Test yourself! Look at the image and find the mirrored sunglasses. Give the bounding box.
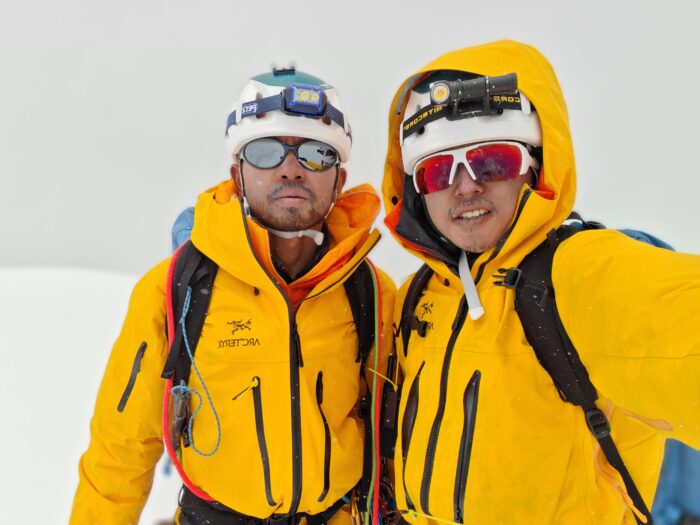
[412,141,539,195]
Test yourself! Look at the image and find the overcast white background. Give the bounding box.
[2,0,700,523]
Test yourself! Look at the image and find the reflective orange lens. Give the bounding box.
[465,144,523,183]
[414,155,453,194]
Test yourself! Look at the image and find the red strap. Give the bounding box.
[162,244,215,502]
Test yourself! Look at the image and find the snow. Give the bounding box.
[0,268,181,524]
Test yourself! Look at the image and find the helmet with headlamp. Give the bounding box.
[225,67,352,163]
[400,71,542,177]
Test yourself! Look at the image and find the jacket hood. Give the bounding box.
[191,179,381,304]
[382,40,576,277]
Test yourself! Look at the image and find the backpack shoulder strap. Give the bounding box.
[398,263,434,356]
[162,240,218,385]
[494,222,653,525]
[343,260,376,375]
[343,260,378,514]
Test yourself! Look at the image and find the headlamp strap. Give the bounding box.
[226,84,347,132]
[402,95,524,140]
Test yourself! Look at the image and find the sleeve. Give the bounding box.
[70,260,171,525]
[171,207,195,252]
[553,230,700,447]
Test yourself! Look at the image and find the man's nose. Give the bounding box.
[453,164,483,195]
[279,150,305,180]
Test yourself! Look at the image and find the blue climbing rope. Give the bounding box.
[171,286,221,457]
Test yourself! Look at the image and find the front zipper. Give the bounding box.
[401,361,425,512]
[316,372,331,503]
[239,200,304,515]
[238,198,379,515]
[453,371,481,524]
[251,377,276,507]
[289,319,303,514]
[419,297,468,515]
[474,189,531,284]
[117,341,147,412]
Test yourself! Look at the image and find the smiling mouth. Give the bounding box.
[453,209,490,222]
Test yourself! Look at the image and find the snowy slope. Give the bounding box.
[1,268,182,524]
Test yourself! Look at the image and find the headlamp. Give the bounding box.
[284,84,326,116]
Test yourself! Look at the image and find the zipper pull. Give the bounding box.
[232,377,259,400]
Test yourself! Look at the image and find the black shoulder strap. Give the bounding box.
[161,241,218,385]
[343,260,378,514]
[343,260,376,376]
[398,263,434,356]
[494,222,653,525]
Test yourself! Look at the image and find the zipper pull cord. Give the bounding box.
[367,367,398,392]
[172,286,222,457]
[232,377,260,400]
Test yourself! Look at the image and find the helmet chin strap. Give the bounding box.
[237,161,341,247]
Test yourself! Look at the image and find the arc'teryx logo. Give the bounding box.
[419,301,434,331]
[219,319,260,348]
[227,319,252,334]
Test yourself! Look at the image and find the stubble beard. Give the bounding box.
[250,183,327,232]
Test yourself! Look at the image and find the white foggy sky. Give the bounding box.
[2,0,699,282]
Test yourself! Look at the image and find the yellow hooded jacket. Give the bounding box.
[70,180,395,525]
[382,41,700,525]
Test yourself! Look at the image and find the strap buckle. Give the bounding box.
[585,408,611,439]
[267,516,297,525]
[493,268,522,289]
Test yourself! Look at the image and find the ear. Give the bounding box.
[230,162,244,191]
[335,166,348,195]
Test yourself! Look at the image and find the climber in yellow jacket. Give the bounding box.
[71,67,395,525]
[381,41,700,525]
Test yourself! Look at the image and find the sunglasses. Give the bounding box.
[241,137,339,172]
[412,141,539,195]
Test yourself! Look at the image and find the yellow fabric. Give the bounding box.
[382,40,700,524]
[70,181,395,525]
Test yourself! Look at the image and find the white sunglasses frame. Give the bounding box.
[411,141,540,194]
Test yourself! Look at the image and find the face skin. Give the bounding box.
[231,136,346,232]
[423,162,533,253]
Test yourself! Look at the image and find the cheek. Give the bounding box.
[423,193,452,230]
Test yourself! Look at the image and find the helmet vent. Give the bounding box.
[322,115,332,126]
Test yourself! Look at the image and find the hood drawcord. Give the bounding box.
[265,228,325,246]
[458,251,485,320]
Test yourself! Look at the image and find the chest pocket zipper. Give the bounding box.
[401,361,425,511]
[233,377,277,507]
[316,371,331,502]
[453,370,481,523]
